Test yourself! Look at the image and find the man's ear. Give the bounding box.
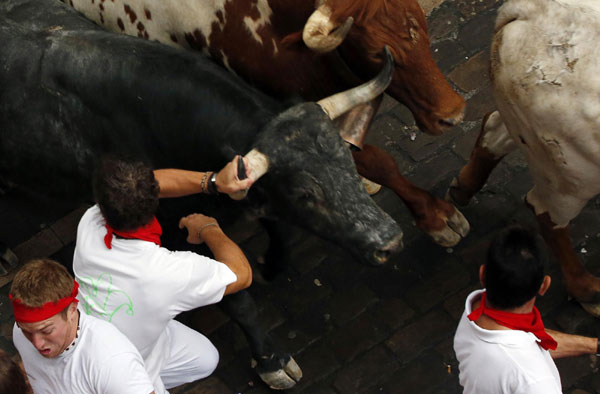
[479,265,485,287]
[67,302,78,321]
[538,275,551,296]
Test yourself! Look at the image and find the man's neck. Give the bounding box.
[472,297,535,331]
[62,310,80,353]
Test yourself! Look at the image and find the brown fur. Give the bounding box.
[328,0,389,25]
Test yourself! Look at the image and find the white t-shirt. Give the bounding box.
[454,289,562,394]
[14,308,154,394]
[73,205,236,390]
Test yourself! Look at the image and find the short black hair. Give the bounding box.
[93,156,159,231]
[485,225,548,309]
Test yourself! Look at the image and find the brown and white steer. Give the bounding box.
[448,0,600,314]
[64,0,470,247]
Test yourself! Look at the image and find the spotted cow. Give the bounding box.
[64,0,471,248]
[448,0,600,315]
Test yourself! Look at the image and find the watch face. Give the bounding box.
[209,172,218,194]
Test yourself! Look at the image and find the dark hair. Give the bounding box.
[93,156,159,231]
[0,350,29,394]
[485,225,548,309]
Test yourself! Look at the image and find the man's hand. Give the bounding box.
[178,213,220,245]
[215,155,254,194]
[178,212,252,294]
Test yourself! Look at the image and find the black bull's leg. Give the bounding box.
[220,291,302,389]
[157,197,301,389]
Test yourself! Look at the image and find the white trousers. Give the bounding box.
[153,320,219,393]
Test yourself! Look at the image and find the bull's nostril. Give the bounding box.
[439,110,465,128]
[371,232,403,265]
[439,117,459,127]
[374,249,392,264]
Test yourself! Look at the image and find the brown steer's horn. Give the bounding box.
[228,149,269,200]
[317,46,394,120]
[302,0,353,53]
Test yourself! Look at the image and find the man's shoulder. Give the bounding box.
[79,312,141,359]
[80,205,102,224]
[76,205,104,239]
[12,323,32,353]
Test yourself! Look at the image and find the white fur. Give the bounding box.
[243,0,273,44]
[492,0,600,226]
[479,111,517,158]
[69,0,273,50]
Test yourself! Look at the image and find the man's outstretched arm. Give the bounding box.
[546,329,598,359]
[154,155,253,198]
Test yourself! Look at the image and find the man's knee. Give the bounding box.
[162,324,221,388]
[196,341,219,378]
[182,335,220,381]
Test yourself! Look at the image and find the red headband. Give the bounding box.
[10,281,79,323]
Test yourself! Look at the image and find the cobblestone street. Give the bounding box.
[2,0,600,393]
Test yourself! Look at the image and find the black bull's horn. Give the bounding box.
[317,46,394,120]
[228,47,394,200]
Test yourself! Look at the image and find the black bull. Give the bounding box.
[0,0,403,389]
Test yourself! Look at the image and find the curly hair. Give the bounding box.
[93,156,159,231]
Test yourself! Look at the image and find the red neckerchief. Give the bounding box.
[104,216,162,249]
[11,281,79,323]
[468,291,557,350]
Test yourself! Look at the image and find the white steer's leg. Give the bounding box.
[527,185,600,315]
[447,111,517,206]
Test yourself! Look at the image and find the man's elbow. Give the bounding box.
[225,266,252,295]
[239,265,252,290]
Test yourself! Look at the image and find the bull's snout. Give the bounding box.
[438,112,464,129]
[372,232,404,265]
[420,101,466,136]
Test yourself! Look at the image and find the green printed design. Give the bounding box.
[79,273,134,322]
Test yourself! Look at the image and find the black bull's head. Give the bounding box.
[0,0,403,265]
[249,102,403,265]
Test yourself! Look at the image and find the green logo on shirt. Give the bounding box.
[79,273,134,322]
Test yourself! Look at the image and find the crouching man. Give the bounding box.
[454,226,599,394]
[11,259,154,394]
[73,157,253,393]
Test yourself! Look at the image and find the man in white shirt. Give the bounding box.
[73,156,253,393]
[11,258,154,394]
[454,226,599,394]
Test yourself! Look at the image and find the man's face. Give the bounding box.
[17,305,78,358]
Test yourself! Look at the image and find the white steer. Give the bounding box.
[448,0,600,314]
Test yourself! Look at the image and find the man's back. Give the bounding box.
[454,290,562,394]
[73,205,236,383]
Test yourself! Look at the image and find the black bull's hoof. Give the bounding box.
[255,353,302,390]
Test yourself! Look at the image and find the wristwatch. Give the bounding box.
[596,338,600,356]
[208,172,218,194]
